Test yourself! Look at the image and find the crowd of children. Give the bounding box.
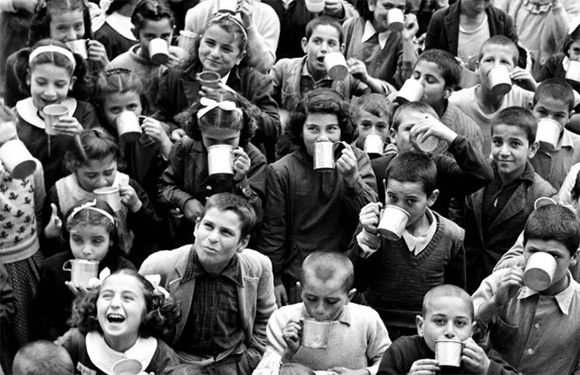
[2,0,580,374]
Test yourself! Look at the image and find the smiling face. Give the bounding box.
[532,96,572,130]
[302,24,343,79]
[491,124,537,182]
[300,273,353,322]
[29,63,75,111]
[301,113,341,156]
[101,91,143,128]
[136,18,174,61]
[384,178,437,230]
[50,9,85,42]
[75,156,118,192]
[369,0,405,33]
[70,223,111,262]
[477,45,516,90]
[412,60,450,108]
[198,24,244,78]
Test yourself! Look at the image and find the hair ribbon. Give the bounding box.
[144,274,170,298]
[67,199,116,227]
[29,45,76,70]
[88,267,111,289]
[197,97,242,119]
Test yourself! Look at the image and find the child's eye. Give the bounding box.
[456,321,467,327]
[510,141,521,147]
[127,104,139,111]
[376,124,387,130]
[434,318,445,325]
[74,23,84,30]
[327,126,339,132]
[406,199,416,205]
[306,297,317,302]
[426,77,436,84]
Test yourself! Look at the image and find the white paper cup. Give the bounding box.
[65,39,88,59]
[305,0,325,13]
[93,186,122,212]
[411,131,439,153]
[387,8,405,32]
[302,319,331,349]
[436,339,464,367]
[112,358,143,375]
[536,118,562,148]
[487,65,512,96]
[395,79,424,104]
[62,259,99,288]
[566,60,580,82]
[217,0,238,13]
[149,38,169,65]
[115,111,142,143]
[207,145,234,175]
[196,71,221,88]
[364,134,384,155]
[377,205,410,240]
[43,104,69,135]
[178,30,197,53]
[324,52,348,81]
[524,252,557,292]
[0,140,37,180]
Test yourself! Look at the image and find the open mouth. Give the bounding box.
[316,56,325,64]
[107,313,126,324]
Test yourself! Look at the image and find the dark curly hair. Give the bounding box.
[64,127,126,172]
[28,0,93,46]
[183,89,258,147]
[72,269,181,338]
[285,88,355,149]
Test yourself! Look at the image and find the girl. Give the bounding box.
[33,198,135,341]
[43,127,161,266]
[94,0,139,61]
[13,39,98,190]
[158,89,266,247]
[5,0,109,107]
[63,269,180,374]
[156,12,280,162]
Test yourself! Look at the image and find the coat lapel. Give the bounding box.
[168,249,195,346]
[489,183,528,231]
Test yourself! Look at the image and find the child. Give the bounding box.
[33,199,135,341]
[63,269,181,374]
[377,284,517,375]
[464,106,557,293]
[450,36,537,157]
[257,88,378,307]
[351,93,393,158]
[254,251,391,374]
[156,12,280,161]
[158,89,266,246]
[93,0,139,61]
[12,340,74,375]
[537,24,580,95]
[349,151,466,340]
[529,78,580,190]
[109,0,187,115]
[0,106,46,353]
[4,0,109,107]
[13,39,99,190]
[473,204,580,375]
[43,127,161,266]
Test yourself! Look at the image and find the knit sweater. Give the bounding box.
[348,211,466,329]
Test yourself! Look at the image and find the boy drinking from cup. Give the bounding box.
[349,151,466,340]
[253,251,391,374]
[472,204,580,375]
[377,284,518,375]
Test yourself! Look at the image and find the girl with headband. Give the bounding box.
[13,39,99,190]
[158,89,266,247]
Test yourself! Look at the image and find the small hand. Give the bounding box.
[232,147,251,182]
[410,115,457,144]
[171,128,186,142]
[53,117,83,136]
[336,144,359,186]
[409,358,439,375]
[44,203,62,239]
[461,337,491,375]
[141,117,170,145]
[183,198,204,223]
[347,58,369,82]
[401,13,419,40]
[87,39,110,69]
[510,67,537,91]
[359,202,382,235]
[324,0,344,17]
[282,319,302,353]
[238,0,254,30]
[274,284,288,307]
[166,46,187,68]
[494,266,524,306]
[64,281,90,297]
[119,184,142,213]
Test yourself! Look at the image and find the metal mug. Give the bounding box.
[207,144,234,175]
[43,104,69,135]
[115,111,142,143]
[313,141,348,172]
[377,205,410,240]
[62,259,99,288]
[435,339,464,367]
[302,319,332,349]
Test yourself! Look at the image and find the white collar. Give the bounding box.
[221,71,231,84]
[402,209,437,255]
[361,20,390,49]
[86,332,157,375]
[105,12,138,41]
[15,97,77,130]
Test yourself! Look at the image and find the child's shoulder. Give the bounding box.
[530,171,557,197]
[433,211,465,239]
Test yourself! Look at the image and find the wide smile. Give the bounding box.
[105,312,126,326]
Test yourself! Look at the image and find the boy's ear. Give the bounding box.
[301,37,309,54]
[368,0,375,11]
[427,189,439,207]
[193,217,201,237]
[237,235,250,253]
[346,288,357,303]
[528,140,539,159]
[571,251,579,266]
[416,315,425,337]
[340,43,346,54]
[443,86,454,100]
[389,127,397,143]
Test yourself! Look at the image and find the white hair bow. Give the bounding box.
[197,97,242,119]
[144,274,170,299]
[88,267,111,289]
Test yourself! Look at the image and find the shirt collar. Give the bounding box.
[361,20,391,49]
[300,303,352,325]
[182,247,244,287]
[402,209,437,255]
[517,272,576,315]
[221,71,231,84]
[491,161,536,183]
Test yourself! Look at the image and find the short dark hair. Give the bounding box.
[13,341,74,375]
[479,36,519,66]
[422,285,473,320]
[286,88,355,148]
[523,204,580,255]
[385,152,437,196]
[351,93,393,124]
[417,49,462,88]
[131,0,175,31]
[533,78,576,113]
[562,24,580,57]
[300,251,354,293]
[391,101,438,132]
[491,106,537,144]
[572,169,580,203]
[304,15,344,44]
[199,193,257,239]
[28,0,93,46]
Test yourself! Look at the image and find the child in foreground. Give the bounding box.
[377,284,517,375]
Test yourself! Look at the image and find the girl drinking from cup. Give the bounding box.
[43,127,161,266]
[156,12,280,161]
[158,89,266,246]
[63,269,180,374]
[33,198,135,341]
[13,39,99,190]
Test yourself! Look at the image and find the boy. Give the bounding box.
[530,78,580,191]
[351,93,393,158]
[450,36,537,157]
[140,193,277,374]
[377,285,518,375]
[464,106,556,293]
[349,152,466,340]
[253,252,391,374]
[12,340,74,375]
[473,204,580,375]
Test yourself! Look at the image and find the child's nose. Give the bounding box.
[444,324,456,339]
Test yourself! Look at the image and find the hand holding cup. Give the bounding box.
[232,147,251,182]
[461,337,491,375]
[336,143,359,186]
[359,202,382,235]
[411,115,458,144]
[53,116,84,136]
[119,184,142,213]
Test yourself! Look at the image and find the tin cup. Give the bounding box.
[313,141,347,172]
[93,186,122,212]
[302,319,332,349]
[395,79,424,105]
[533,196,557,210]
[536,118,563,148]
[487,65,512,96]
[178,30,197,53]
[524,252,557,292]
[112,358,143,375]
[436,339,464,367]
[208,144,234,175]
[377,205,410,240]
[566,60,580,82]
[305,0,325,13]
[364,134,384,156]
[196,71,221,88]
[387,8,405,32]
[149,38,169,65]
[62,259,99,288]
[217,0,238,13]
[410,130,439,153]
[43,104,69,135]
[65,39,88,59]
[0,140,37,180]
[115,111,142,143]
[324,52,348,81]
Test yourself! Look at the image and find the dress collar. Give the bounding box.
[105,12,138,41]
[517,272,578,315]
[361,20,391,49]
[15,97,77,130]
[86,332,158,375]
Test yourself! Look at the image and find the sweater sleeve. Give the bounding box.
[244,4,280,73]
[484,345,519,375]
[347,224,382,292]
[365,310,391,375]
[344,149,378,216]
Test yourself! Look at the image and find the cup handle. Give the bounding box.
[333,141,349,159]
[62,260,72,272]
